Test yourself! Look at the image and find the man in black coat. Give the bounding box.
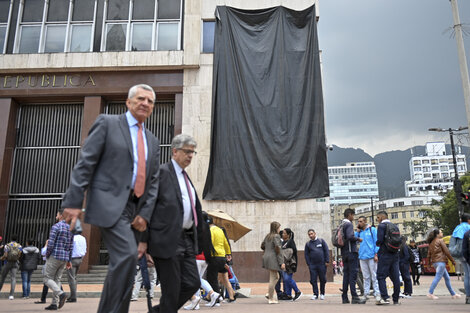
[145,134,203,313]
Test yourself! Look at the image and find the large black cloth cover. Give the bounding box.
[203,5,329,200]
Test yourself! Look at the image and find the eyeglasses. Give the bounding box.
[179,148,197,155]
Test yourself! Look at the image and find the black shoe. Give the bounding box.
[351,297,367,304]
[66,298,76,303]
[342,298,350,304]
[417,281,420,285]
[293,292,302,301]
[44,304,58,310]
[393,301,401,305]
[58,293,67,309]
[35,300,46,304]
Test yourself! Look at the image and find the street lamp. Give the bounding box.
[428,126,468,217]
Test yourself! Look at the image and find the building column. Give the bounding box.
[78,96,104,273]
[175,93,182,135]
[0,98,18,237]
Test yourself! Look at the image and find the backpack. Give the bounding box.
[7,242,21,262]
[449,236,463,259]
[384,223,401,253]
[332,222,345,248]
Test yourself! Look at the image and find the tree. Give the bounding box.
[403,209,441,241]
[433,174,470,236]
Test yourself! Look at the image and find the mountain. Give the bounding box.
[327,144,470,199]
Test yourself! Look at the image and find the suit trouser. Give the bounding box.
[377,252,400,302]
[308,264,326,296]
[153,231,200,313]
[98,213,137,313]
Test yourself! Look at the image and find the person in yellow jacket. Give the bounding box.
[206,216,237,302]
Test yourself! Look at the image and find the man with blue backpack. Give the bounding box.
[375,211,401,305]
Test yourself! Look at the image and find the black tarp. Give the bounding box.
[203,5,329,201]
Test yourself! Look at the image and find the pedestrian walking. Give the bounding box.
[426,228,461,300]
[66,230,87,303]
[20,238,40,299]
[398,237,412,298]
[408,240,421,286]
[261,221,285,304]
[0,234,22,300]
[281,228,302,301]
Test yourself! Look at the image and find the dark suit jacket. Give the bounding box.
[61,113,160,228]
[147,161,203,259]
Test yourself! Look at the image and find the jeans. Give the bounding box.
[308,264,326,296]
[282,271,300,297]
[360,258,379,296]
[399,262,412,295]
[429,262,456,295]
[377,251,400,302]
[460,258,470,296]
[21,270,34,297]
[342,252,359,300]
[0,261,18,296]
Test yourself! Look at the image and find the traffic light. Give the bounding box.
[461,192,470,206]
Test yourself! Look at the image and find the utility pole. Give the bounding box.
[429,126,468,217]
[449,0,470,132]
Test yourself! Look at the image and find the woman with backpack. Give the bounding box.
[426,228,461,300]
[261,221,285,304]
[20,238,40,299]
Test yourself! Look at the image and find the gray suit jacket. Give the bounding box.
[61,113,160,228]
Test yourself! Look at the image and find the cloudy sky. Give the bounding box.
[317,0,470,156]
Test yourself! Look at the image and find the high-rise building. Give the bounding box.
[328,161,379,205]
[405,142,467,197]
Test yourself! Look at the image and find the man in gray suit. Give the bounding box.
[61,84,160,313]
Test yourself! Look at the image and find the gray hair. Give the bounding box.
[128,84,155,101]
[171,134,197,150]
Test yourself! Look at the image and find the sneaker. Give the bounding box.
[205,292,220,307]
[293,292,302,301]
[194,304,200,310]
[452,294,462,299]
[58,293,67,309]
[310,295,318,300]
[268,299,279,304]
[376,298,390,305]
[184,296,201,310]
[401,293,412,299]
[8,296,14,300]
[319,294,325,300]
[375,295,382,302]
[342,298,350,304]
[427,294,439,300]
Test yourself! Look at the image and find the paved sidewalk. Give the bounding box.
[1,275,469,312]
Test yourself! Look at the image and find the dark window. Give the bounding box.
[23,0,45,22]
[202,21,214,52]
[0,0,10,22]
[47,0,69,21]
[73,0,95,21]
[157,0,180,19]
[133,0,155,19]
[107,0,129,20]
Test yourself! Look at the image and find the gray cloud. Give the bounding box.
[318,0,470,156]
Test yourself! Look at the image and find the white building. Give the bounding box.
[405,142,467,197]
[328,161,379,205]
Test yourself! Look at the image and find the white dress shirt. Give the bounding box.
[126,111,148,189]
[171,159,196,230]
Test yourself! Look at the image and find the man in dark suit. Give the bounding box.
[145,134,203,313]
[61,84,160,313]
